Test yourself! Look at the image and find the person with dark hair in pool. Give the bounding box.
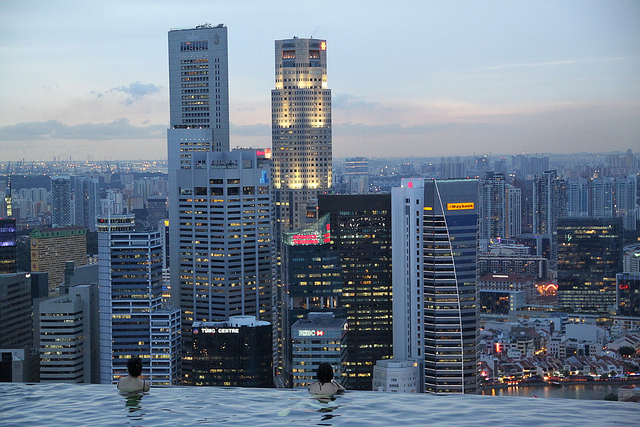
[117,357,151,392]
[308,362,345,395]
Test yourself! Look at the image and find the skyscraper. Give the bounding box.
[167,24,273,384]
[97,215,181,385]
[271,37,332,230]
[532,170,566,265]
[271,36,332,380]
[51,175,72,227]
[168,23,229,149]
[318,194,393,390]
[557,217,623,314]
[392,178,479,394]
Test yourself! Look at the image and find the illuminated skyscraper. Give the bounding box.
[271,36,332,379]
[392,178,479,394]
[271,37,332,229]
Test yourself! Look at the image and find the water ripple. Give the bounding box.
[1,383,638,426]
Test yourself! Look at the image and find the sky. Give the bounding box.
[0,0,639,161]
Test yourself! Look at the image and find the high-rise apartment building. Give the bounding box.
[51,175,72,227]
[97,215,181,385]
[73,176,100,232]
[532,170,566,265]
[392,178,479,394]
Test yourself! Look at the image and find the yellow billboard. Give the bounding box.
[447,202,475,210]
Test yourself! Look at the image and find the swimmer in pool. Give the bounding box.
[308,362,345,395]
[117,357,151,392]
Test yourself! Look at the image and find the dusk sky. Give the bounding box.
[1,0,638,161]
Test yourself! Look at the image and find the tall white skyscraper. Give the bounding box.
[167,25,273,383]
[168,23,229,150]
[392,178,479,394]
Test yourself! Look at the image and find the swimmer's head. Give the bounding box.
[317,362,334,384]
[127,357,143,377]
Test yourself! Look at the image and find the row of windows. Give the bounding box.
[181,58,209,64]
[180,40,208,51]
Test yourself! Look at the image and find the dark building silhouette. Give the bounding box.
[0,218,17,273]
[191,316,272,387]
[616,272,640,317]
[557,217,623,314]
[319,194,393,390]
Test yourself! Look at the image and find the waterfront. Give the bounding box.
[1,383,638,426]
[481,383,622,400]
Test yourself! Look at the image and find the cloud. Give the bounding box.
[92,82,162,105]
[332,93,382,109]
[0,119,166,141]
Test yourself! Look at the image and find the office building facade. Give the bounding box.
[98,215,181,385]
[168,23,229,149]
[30,227,87,294]
[318,194,393,390]
[557,217,623,314]
[291,312,346,388]
[392,178,479,394]
[271,36,333,382]
[38,284,99,383]
[617,272,640,317]
[191,316,272,387]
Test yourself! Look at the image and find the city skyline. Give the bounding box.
[1,1,639,161]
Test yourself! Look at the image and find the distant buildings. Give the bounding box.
[392,178,479,394]
[51,175,72,227]
[622,244,640,273]
[557,217,623,314]
[478,172,521,242]
[372,359,419,393]
[0,218,17,273]
[616,272,640,317]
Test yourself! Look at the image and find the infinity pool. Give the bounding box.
[0,383,637,426]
